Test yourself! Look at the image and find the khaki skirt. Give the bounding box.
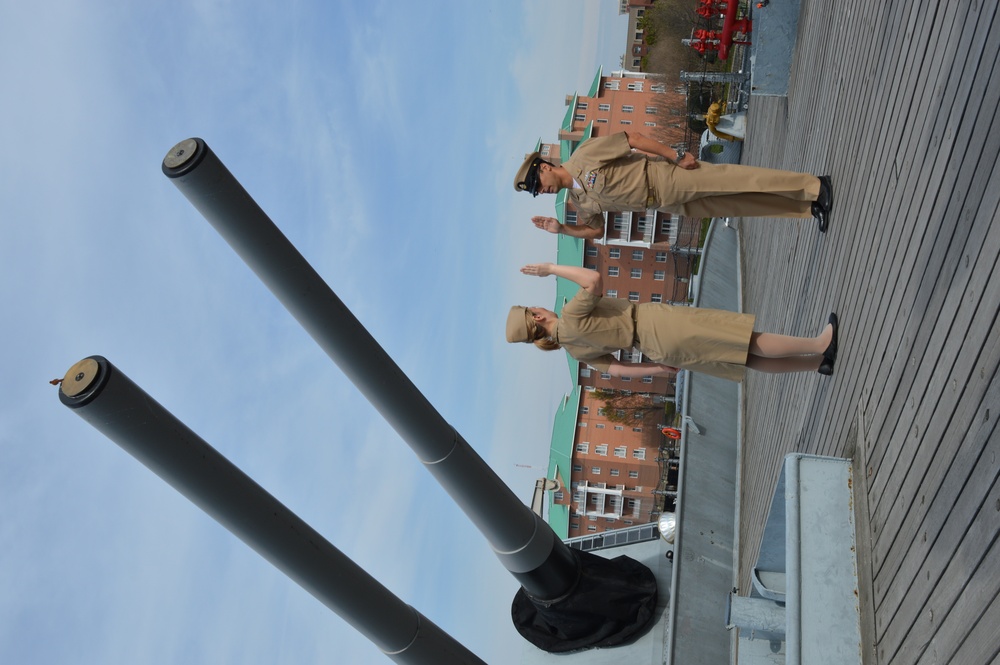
[635,303,755,382]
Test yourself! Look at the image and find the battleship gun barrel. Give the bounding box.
[58,356,486,665]
[160,138,577,600]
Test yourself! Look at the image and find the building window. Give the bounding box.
[651,83,665,93]
[661,218,674,233]
[612,214,627,231]
[596,118,609,124]
[571,522,579,529]
[586,246,598,257]
[605,81,620,91]
[614,446,627,458]
[632,58,641,67]
[609,248,621,259]
[629,470,639,478]
[596,423,605,429]
[644,121,656,127]
[610,468,620,476]
[614,425,625,431]
[577,102,588,110]
[599,103,611,111]
[566,211,578,225]
[621,376,631,382]
[633,427,643,432]
[620,120,632,125]
[575,113,586,122]
[651,293,662,303]
[600,372,611,380]
[627,82,643,92]
[576,443,589,454]
[588,525,598,532]
[591,467,601,475]
[655,251,668,262]
[622,105,634,113]
[606,289,618,298]
[554,491,564,501]
[598,408,607,416]
[586,264,597,271]
[628,291,640,302]
[633,448,647,460]
[645,106,658,114]
[573,464,583,472]
[580,368,591,377]
[608,266,620,277]
[654,270,665,281]
[642,377,654,384]
[631,250,644,260]
[578,422,588,427]
[631,268,642,279]
[595,444,608,456]
[580,406,589,415]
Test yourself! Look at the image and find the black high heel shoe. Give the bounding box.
[818,312,838,376]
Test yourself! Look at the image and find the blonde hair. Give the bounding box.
[527,319,561,352]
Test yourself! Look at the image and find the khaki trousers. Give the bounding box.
[648,161,821,218]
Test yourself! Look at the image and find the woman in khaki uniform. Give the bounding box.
[506,263,838,381]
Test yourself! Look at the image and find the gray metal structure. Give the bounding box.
[57,356,486,665]
[159,138,578,601]
[666,220,743,665]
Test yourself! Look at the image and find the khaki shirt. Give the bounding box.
[555,289,636,372]
[562,133,653,230]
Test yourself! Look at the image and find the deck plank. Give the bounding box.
[736,0,1000,660]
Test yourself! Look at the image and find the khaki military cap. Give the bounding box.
[506,306,533,343]
[513,151,542,195]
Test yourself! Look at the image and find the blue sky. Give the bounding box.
[0,2,627,663]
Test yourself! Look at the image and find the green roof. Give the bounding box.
[587,66,603,98]
[560,93,579,132]
[543,100,598,538]
[545,386,581,538]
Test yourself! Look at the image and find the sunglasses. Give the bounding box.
[518,160,543,197]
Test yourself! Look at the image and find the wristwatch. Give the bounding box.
[675,149,687,163]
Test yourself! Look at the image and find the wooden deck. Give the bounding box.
[737,0,1000,663]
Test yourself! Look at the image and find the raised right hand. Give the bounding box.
[531,216,561,234]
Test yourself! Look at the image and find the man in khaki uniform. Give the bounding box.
[514,131,833,236]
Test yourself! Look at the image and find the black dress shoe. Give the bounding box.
[812,203,829,233]
[815,175,833,212]
[818,312,839,376]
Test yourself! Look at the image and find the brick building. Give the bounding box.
[618,0,656,70]
[538,69,697,538]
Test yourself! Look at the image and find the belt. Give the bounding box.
[645,166,656,208]
[631,305,641,347]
